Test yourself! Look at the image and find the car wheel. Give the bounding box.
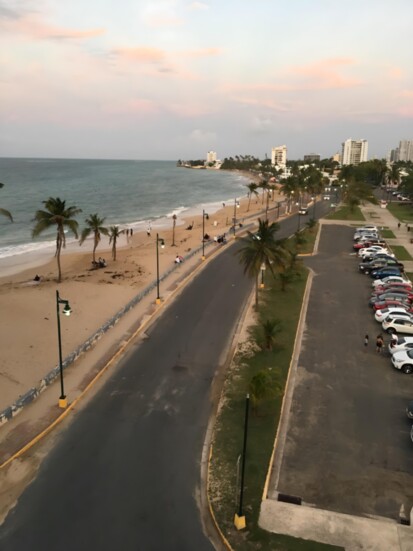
[402,364,413,374]
[386,327,396,334]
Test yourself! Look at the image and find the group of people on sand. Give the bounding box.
[92,257,107,268]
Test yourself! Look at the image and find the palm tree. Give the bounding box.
[280,176,298,213]
[259,179,269,205]
[108,225,124,261]
[236,218,289,305]
[0,183,13,222]
[32,197,81,282]
[80,213,109,264]
[248,370,280,413]
[246,182,259,211]
[389,164,400,188]
[260,319,282,350]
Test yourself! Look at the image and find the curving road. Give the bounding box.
[0,204,330,550]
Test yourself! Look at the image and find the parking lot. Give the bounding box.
[276,224,413,520]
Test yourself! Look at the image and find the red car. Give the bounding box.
[353,240,387,251]
[373,299,412,311]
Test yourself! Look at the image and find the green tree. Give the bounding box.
[32,197,81,282]
[80,213,109,263]
[108,225,124,261]
[236,218,289,305]
[260,318,282,350]
[248,370,280,413]
[0,183,13,222]
[246,182,259,211]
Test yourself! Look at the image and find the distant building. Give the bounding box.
[341,139,368,165]
[388,149,399,163]
[398,140,413,162]
[271,145,287,167]
[303,154,320,163]
[206,151,217,164]
[332,152,341,163]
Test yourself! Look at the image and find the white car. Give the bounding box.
[383,317,413,335]
[391,349,413,374]
[356,225,378,233]
[358,246,389,258]
[372,276,412,289]
[388,336,413,355]
[375,307,411,323]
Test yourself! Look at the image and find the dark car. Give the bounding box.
[373,299,411,311]
[359,258,404,274]
[370,267,402,279]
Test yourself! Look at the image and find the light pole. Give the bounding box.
[260,262,266,288]
[56,290,72,409]
[234,393,250,530]
[202,209,206,260]
[233,198,238,238]
[156,233,165,304]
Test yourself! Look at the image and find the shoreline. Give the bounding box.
[0,180,285,411]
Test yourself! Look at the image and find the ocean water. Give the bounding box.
[0,158,249,261]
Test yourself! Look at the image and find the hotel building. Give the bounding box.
[341,139,368,165]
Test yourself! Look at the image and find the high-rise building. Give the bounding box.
[332,152,341,163]
[398,140,413,162]
[303,154,320,163]
[206,151,217,163]
[341,139,368,165]
[271,145,287,167]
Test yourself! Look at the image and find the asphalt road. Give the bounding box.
[277,224,413,519]
[0,202,331,550]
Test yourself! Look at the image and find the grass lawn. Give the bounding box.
[389,245,413,261]
[208,227,343,551]
[386,202,413,224]
[405,272,413,282]
[325,205,364,221]
[380,228,396,239]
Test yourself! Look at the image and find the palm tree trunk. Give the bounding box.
[112,238,117,261]
[57,241,62,283]
[255,274,259,306]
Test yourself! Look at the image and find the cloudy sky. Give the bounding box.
[1,0,412,160]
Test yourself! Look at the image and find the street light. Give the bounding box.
[260,262,266,289]
[234,393,250,530]
[233,198,240,239]
[56,290,72,409]
[156,233,165,304]
[202,209,206,260]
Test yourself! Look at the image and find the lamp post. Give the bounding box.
[156,233,165,304]
[202,209,206,260]
[234,393,250,530]
[56,290,72,409]
[260,262,266,288]
[297,192,301,232]
[233,198,238,238]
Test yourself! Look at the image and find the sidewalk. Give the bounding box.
[260,202,413,551]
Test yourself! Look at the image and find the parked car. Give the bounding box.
[372,276,411,288]
[370,292,413,306]
[371,287,413,299]
[373,281,413,293]
[383,317,413,335]
[353,239,387,251]
[391,349,413,373]
[360,258,404,275]
[375,307,413,323]
[406,400,413,419]
[356,225,378,232]
[373,299,412,311]
[359,246,390,258]
[389,336,413,355]
[371,267,402,279]
[354,232,378,242]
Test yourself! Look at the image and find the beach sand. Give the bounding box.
[0,180,286,412]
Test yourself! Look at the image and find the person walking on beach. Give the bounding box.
[147,224,151,237]
[398,222,401,230]
[376,334,384,353]
[364,334,369,348]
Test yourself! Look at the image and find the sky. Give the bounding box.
[1,0,413,161]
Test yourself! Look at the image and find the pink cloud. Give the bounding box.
[0,14,104,40]
[102,98,159,116]
[182,47,222,58]
[287,58,362,89]
[113,47,166,63]
[398,89,413,98]
[387,66,404,79]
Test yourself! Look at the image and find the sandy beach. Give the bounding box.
[0,179,286,412]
